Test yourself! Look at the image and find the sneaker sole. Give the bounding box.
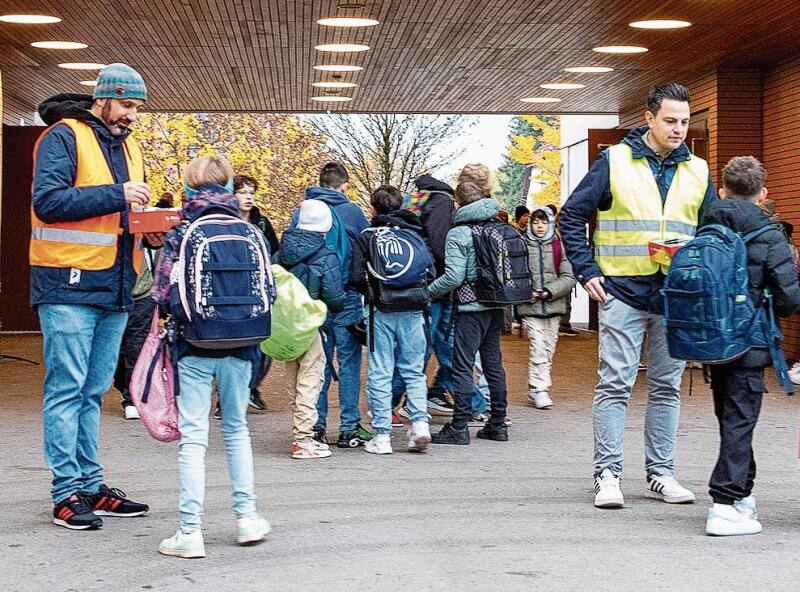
[337,439,367,448]
[644,490,696,504]
[237,527,271,545]
[408,434,431,452]
[706,521,762,536]
[427,409,453,417]
[53,518,102,530]
[159,545,206,558]
[594,498,624,509]
[291,451,332,459]
[93,510,149,517]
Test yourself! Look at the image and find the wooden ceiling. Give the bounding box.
[2,0,800,122]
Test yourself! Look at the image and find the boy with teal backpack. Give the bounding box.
[665,156,800,536]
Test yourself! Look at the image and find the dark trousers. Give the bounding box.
[113,296,157,408]
[708,364,765,504]
[559,291,573,330]
[452,309,507,428]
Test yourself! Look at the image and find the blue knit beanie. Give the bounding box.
[93,63,147,101]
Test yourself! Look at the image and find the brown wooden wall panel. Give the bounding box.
[762,56,800,359]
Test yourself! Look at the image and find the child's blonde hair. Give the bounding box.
[184,156,233,189]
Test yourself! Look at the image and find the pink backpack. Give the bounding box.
[130,308,180,443]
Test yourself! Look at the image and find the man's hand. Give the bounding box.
[143,233,165,248]
[585,276,607,303]
[124,181,151,206]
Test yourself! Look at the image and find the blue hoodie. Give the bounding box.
[290,186,369,325]
[559,126,717,314]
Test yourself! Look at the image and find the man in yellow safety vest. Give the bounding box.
[31,63,153,530]
[560,83,717,509]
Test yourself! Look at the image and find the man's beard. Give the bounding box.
[100,102,130,136]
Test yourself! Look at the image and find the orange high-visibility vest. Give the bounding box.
[29,118,144,273]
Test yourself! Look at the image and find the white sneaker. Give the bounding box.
[527,391,553,409]
[364,433,393,455]
[407,421,431,452]
[706,503,762,536]
[645,474,696,504]
[236,515,271,545]
[291,439,332,459]
[789,361,800,376]
[594,469,624,508]
[734,495,758,520]
[159,530,206,558]
[124,405,140,420]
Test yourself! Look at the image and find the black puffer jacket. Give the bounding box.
[701,199,800,366]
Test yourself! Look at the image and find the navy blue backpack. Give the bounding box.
[170,212,275,349]
[364,225,432,310]
[662,223,792,392]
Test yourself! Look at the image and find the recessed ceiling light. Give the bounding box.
[314,64,364,72]
[564,66,614,73]
[314,43,370,53]
[31,41,88,49]
[629,19,691,29]
[317,17,380,27]
[80,80,98,87]
[540,82,585,90]
[0,14,61,24]
[311,96,353,102]
[312,81,359,89]
[593,45,648,54]
[58,62,107,70]
[520,97,562,104]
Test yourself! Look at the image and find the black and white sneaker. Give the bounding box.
[645,474,696,504]
[53,494,102,530]
[248,389,267,411]
[87,485,149,517]
[427,396,454,416]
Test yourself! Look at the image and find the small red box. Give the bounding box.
[648,238,688,266]
[129,208,181,233]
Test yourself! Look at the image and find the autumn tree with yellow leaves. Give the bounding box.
[496,115,561,214]
[136,113,331,232]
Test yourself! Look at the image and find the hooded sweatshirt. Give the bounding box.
[30,93,139,311]
[701,199,800,367]
[428,197,503,312]
[247,205,279,255]
[412,174,455,277]
[516,206,577,318]
[278,227,345,313]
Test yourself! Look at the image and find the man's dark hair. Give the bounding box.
[319,162,349,189]
[234,174,259,193]
[514,205,530,220]
[371,185,402,215]
[646,83,691,115]
[545,203,558,216]
[722,156,767,200]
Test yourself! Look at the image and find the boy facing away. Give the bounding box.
[701,156,800,536]
[516,206,576,410]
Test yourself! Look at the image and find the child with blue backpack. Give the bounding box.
[669,156,800,536]
[350,185,433,454]
[152,156,272,558]
[278,200,345,459]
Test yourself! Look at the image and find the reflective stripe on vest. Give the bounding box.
[594,142,708,276]
[29,118,145,273]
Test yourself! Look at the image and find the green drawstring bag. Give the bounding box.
[261,264,328,361]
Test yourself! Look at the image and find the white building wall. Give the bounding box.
[558,114,619,326]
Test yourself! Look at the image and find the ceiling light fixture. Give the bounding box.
[314,43,370,52]
[593,45,648,54]
[312,81,359,89]
[629,19,691,29]
[311,96,353,102]
[31,41,88,49]
[80,80,98,86]
[317,17,380,27]
[314,64,364,72]
[58,62,107,70]
[520,97,562,104]
[540,82,585,90]
[564,66,614,73]
[0,14,61,24]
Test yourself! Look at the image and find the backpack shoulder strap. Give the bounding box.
[742,225,775,244]
[552,240,562,277]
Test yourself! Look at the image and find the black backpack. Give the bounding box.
[456,220,533,306]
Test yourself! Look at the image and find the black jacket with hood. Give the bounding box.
[412,174,455,277]
[247,205,279,255]
[701,198,800,367]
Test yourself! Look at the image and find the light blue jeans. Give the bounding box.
[317,321,363,433]
[177,355,258,533]
[39,304,127,503]
[367,310,429,435]
[594,295,685,477]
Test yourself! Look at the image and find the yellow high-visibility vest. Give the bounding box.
[594,142,708,276]
[30,118,144,273]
